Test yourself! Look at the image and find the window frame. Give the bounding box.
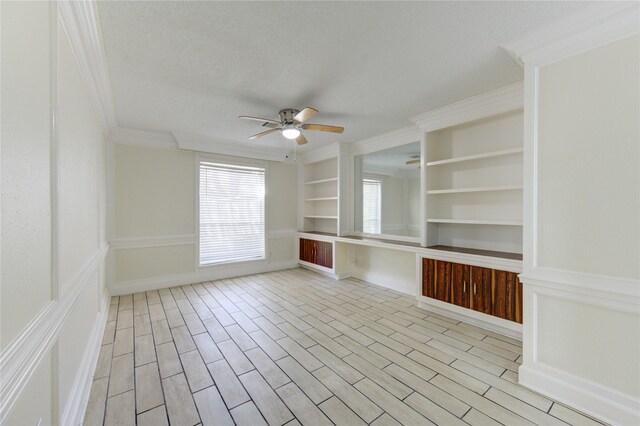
[196,154,269,269]
[362,176,382,235]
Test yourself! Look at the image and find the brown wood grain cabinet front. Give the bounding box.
[422,258,522,324]
[299,238,333,269]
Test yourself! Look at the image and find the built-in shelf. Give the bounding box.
[427,185,523,195]
[304,215,338,219]
[304,197,339,201]
[427,218,523,226]
[304,177,338,185]
[426,147,523,167]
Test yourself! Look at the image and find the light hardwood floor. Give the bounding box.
[84,268,604,426]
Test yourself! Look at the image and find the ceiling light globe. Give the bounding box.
[282,127,301,139]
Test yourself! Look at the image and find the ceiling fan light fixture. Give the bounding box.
[282,126,301,140]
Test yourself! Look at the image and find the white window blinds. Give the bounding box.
[199,161,265,265]
[363,178,381,234]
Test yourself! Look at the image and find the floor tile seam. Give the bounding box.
[481,387,561,425]
[447,360,553,413]
[382,364,474,419]
[429,373,548,425]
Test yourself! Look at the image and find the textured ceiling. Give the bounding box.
[98,1,588,152]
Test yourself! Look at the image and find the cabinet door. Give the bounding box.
[299,238,310,262]
[493,270,520,322]
[435,260,452,303]
[471,266,492,314]
[422,258,436,298]
[452,263,470,308]
[316,241,333,269]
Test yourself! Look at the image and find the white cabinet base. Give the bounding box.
[417,295,522,340]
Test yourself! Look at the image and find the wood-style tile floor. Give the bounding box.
[84,268,604,426]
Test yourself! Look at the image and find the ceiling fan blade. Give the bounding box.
[405,159,421,165]
[293,107,318,123]
[301,123,344,134]
[248,128,281,140]
[239,115,282,125]
[296,133,308,145]
[262,122,280,129]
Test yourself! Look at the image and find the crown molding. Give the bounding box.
[351,126,420,156]
[57,1,118,130]
[173,132,289,162]
[501,2,640,68]
[109,127,178,149]
[410,82,523,132]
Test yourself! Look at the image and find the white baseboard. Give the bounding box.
[417,296,522,340]
[519,363,640,426]
[110,260,299,295]
[298,261,339,280]
[61,288,111,425]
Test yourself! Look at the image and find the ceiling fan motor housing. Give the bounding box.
[279,109,300,124]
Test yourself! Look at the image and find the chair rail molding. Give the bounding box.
[57,0,117,130]
[110,234,197,250]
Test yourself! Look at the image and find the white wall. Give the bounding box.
[350,246,417,295]
[537,34,639,279]
[519,33,640,425]
[110,144,299,294]
[1,2,109,425]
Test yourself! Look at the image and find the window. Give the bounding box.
[199,161,265,265]
[362,178,381,234]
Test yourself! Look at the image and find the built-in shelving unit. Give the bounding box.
[301,156,339,234]
[426,218,523,226]
[426,185,522,195]
[421,106,524,254]
[426,147,523,167]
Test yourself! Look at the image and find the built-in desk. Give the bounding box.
[297,231,524,338]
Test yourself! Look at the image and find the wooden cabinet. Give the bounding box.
[471,266,493,315]
[493,270,522,323]
[299,238,333,269]
[451,263,470,309]
[422,258,436,299]
[422,258,522,324]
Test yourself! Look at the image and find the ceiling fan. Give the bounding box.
[405,154,421,166]
[239,107,344,145]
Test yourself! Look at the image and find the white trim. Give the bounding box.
[109,127,177,150]
[60,288,110,426]
[417,296,522,340]
[501,3,640,68]
[174,131,289,162]
[410,82,524,132]
[351,231,420,245]
[350,126,420,156]
[110,234,197,249]
[110,261,299,296]
[57,1,117,130]
[299,263,339,280]
[519,363,640,426]
[521,269,639,311]
[0,245,108,423]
